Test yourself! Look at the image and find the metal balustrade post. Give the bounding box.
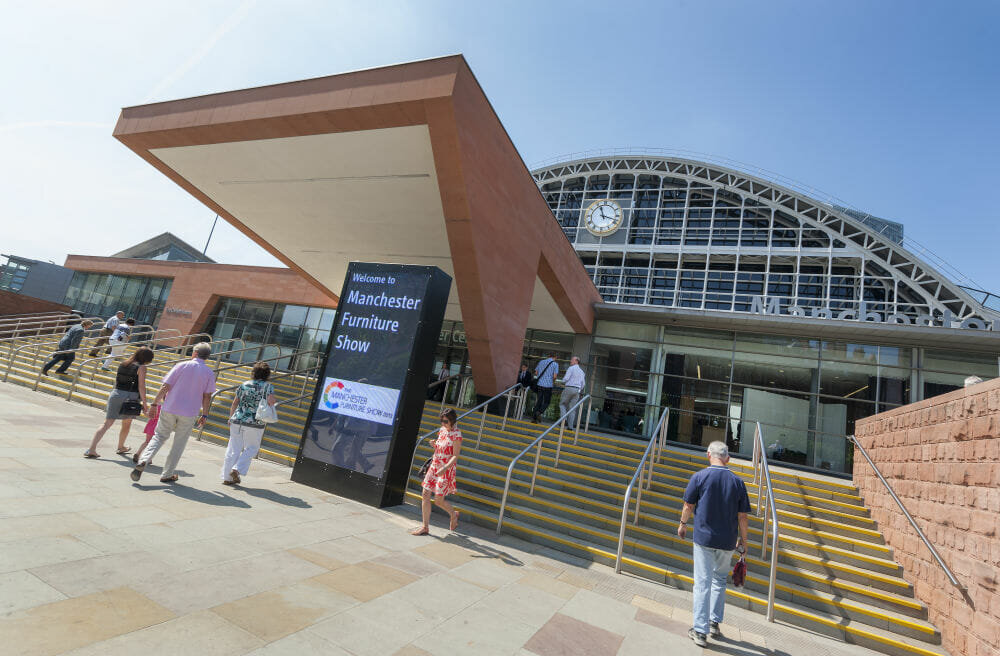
[553,419,566,466]
[573,404,583,444]
[584,395,593,432]
[475,404,488,449]
[501,390,513,431]
[439,379,450,413]
[530,440,542,495]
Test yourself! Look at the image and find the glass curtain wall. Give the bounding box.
[589,320,999,475]
[62,271,172,326]
[201,298,334,371]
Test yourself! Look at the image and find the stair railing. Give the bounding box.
[752,421,780,623]
[406,384,520,493]
[62,335,260,401]
[495,393,591,536]
[847,434,966,593]
[2,322,106,382]
[427,373,473,412]
[0,312,81,334]
[614,407,670,573]
[0,316,103,360]
[196,362,323,441]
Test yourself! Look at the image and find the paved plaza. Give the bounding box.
[0,381,880,656]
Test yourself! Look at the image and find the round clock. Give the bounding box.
[583,199,623,236]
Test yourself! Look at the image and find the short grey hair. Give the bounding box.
[193,342,212,359]
[707,441,729,460]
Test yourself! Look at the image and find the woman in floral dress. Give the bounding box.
[411,408,462,535]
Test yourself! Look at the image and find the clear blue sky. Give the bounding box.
[2,1,997,292]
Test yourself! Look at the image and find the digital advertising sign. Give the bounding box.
[292,262,451,507]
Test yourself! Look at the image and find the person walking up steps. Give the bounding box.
[131,342,216,484]
[41,319,93,376]
[530,353,558,423]
[221,361,276,485]
[677,441,750,647]
[89,311,123,357]
[102,317,135,369]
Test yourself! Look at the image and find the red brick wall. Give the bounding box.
[0,290,72,317]
[854,379,1000,656]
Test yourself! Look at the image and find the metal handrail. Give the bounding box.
[26,326,183,390]
[0,316,103,356]
[406,384,521,493]
[752,421,780,622]
[430,373,473,411]
[847,434,965,592]
[0,312,80,329]
[63,334,250,401]
[614,407,670,573]
[3,324,112,381]
[196,363,322,441]
[495,394,591,535]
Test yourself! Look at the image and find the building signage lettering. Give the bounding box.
[164,307,192,317]
[749,296,996,331]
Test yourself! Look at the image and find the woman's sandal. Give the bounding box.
[116,447,131,455]
[450,510,460,531]
[160,474,179,483]
[410,526,430,536]
[83,451,99,459]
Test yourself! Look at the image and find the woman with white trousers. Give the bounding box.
[222,361,276,485]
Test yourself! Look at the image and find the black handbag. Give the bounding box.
[417,457,433,479]
[120,399,143,417]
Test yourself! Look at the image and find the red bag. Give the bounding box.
[732,554,747,587]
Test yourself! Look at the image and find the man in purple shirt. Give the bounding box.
[131,342,216,484]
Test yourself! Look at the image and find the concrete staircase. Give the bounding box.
[0,333,945,656]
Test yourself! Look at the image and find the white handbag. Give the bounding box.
[254,389,278,424]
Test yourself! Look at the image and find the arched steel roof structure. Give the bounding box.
[532,155,999,326]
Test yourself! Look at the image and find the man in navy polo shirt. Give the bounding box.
[677,441,750,647]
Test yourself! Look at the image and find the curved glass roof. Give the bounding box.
[532,155,999,326]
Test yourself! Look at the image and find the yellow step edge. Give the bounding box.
[402,490,938,656]
[414,440,888,549]
[419,419,873,521]
[446,470,910,590]
[494,413,860,493]
[417,435,881,539]
[472,414,863,502]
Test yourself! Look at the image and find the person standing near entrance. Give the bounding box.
[677,441,750,647]
[530,354,558,423]
[89,311,124,357]
[41,319,93,376]
[558,356,585,426]
[131,342,216,484]
[102,317,135,369]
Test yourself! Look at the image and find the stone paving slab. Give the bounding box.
[0,380,885,656]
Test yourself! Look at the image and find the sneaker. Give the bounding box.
[688,628,708,647]
[709,622,722,639]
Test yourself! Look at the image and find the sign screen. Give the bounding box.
[300,266,433,476]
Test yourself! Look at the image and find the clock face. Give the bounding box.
[583,199,624,236]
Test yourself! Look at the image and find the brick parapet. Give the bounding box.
[854,378,1000,656]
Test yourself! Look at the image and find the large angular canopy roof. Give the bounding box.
[113,55,600,393]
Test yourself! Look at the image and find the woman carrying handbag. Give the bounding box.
[221,361,276,485]
[411,407,462,536]
[84,347,154,458]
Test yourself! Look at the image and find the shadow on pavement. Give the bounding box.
[237,485,312,508]
[441,533,524,567]
[707,635,792,656]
